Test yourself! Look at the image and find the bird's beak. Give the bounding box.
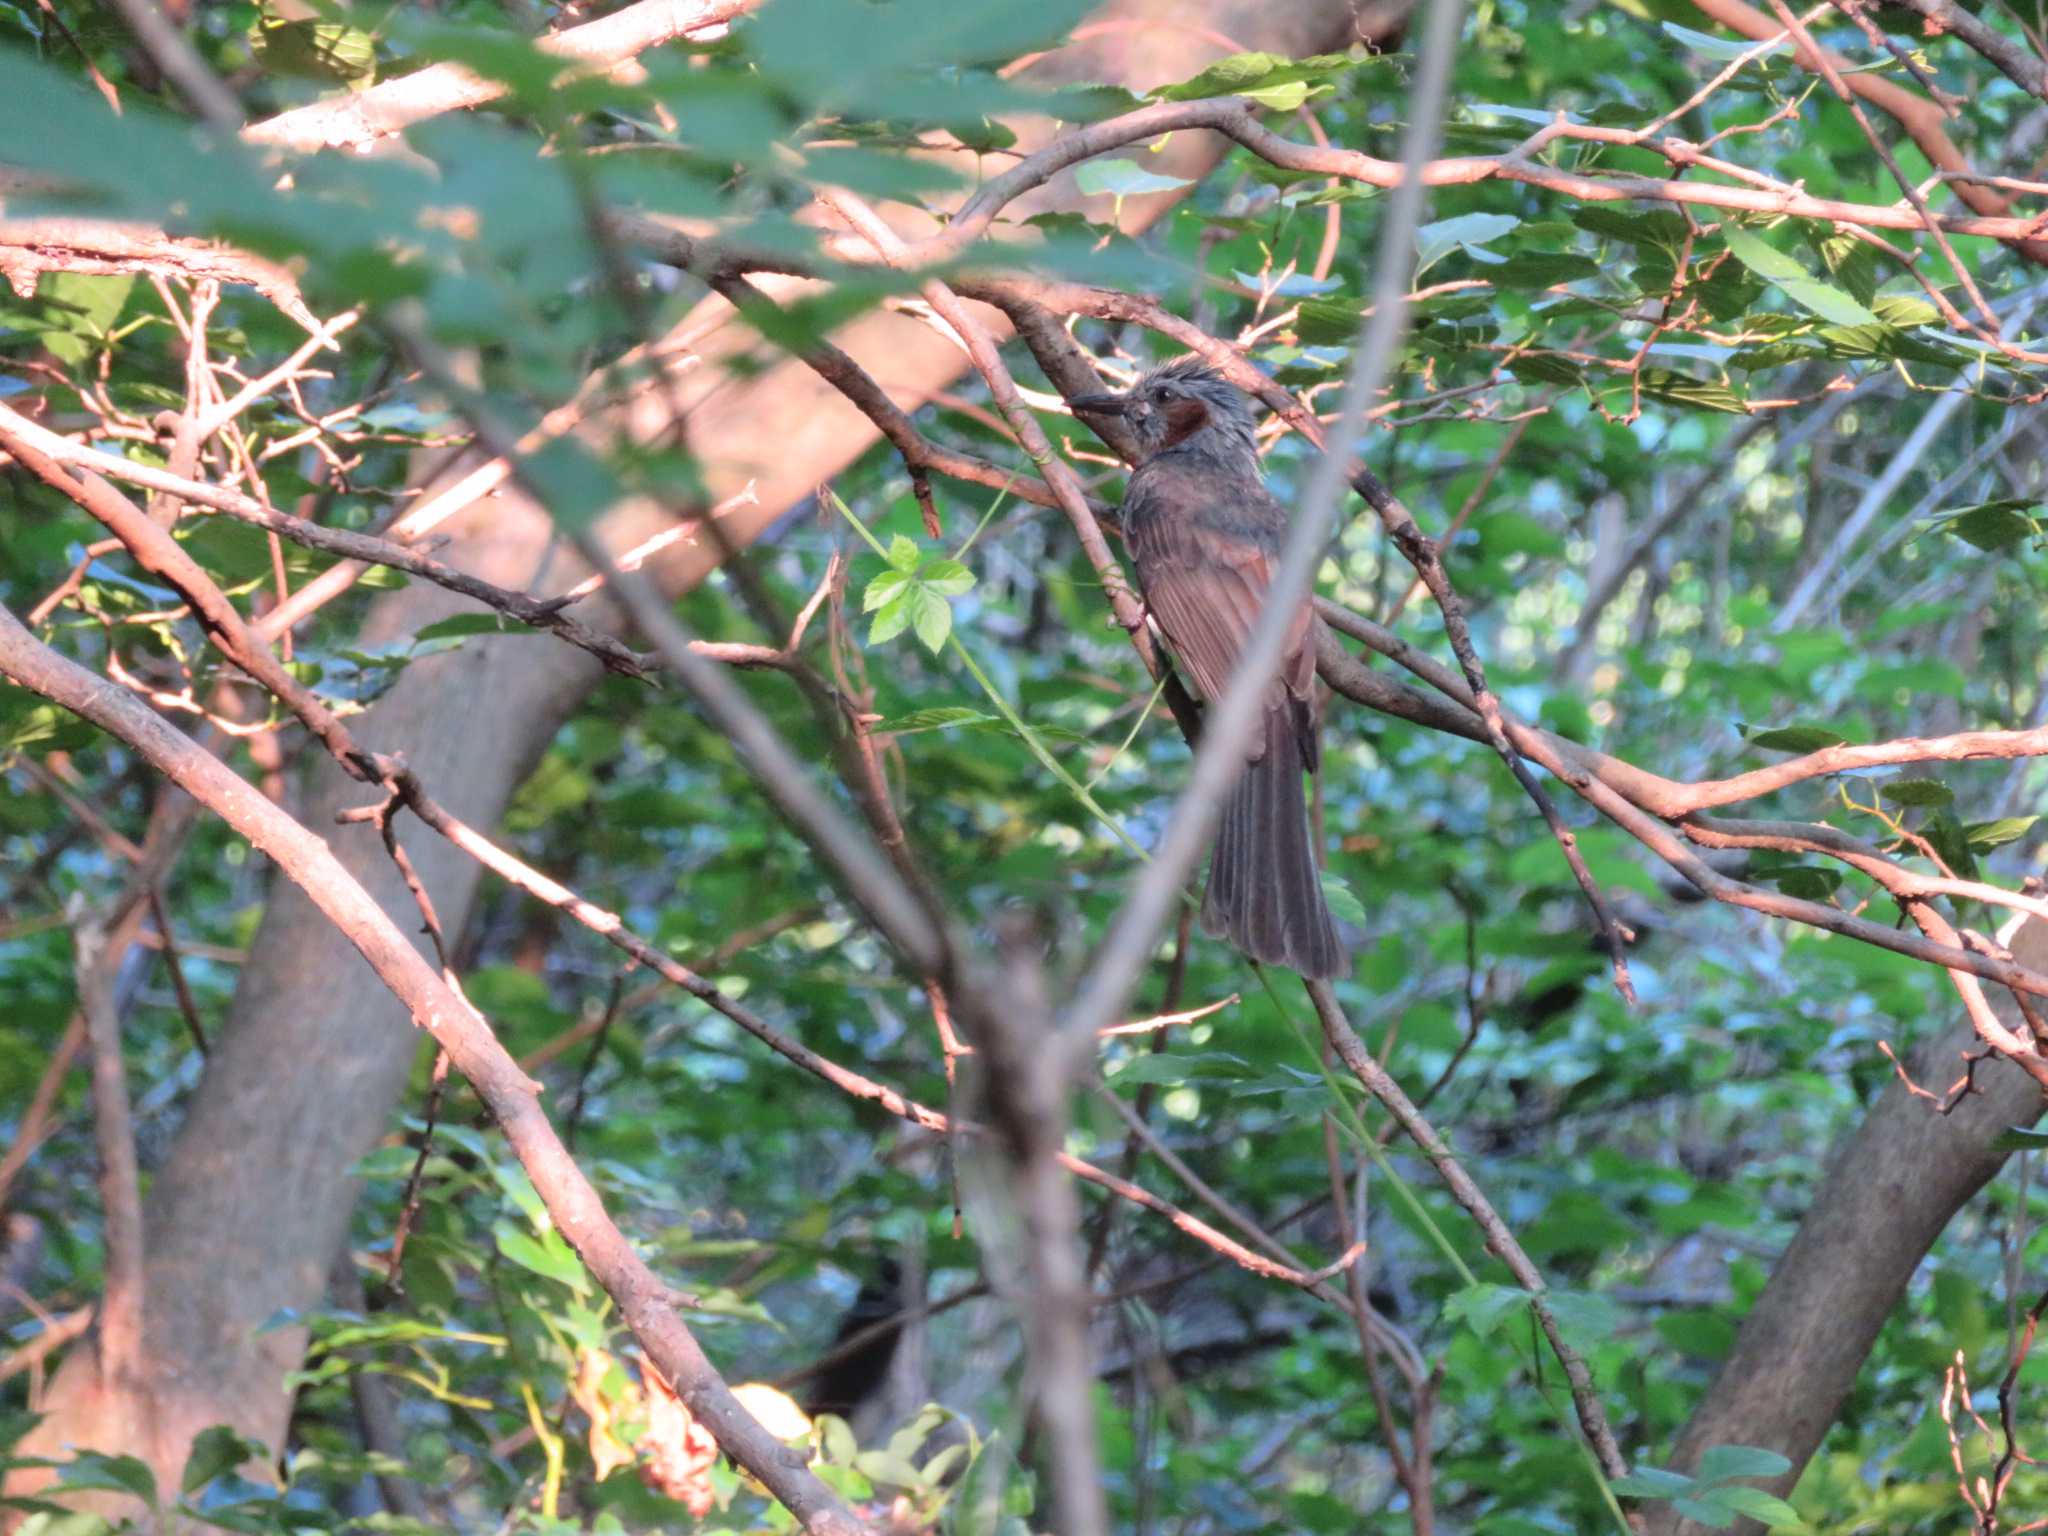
[1069,392,1129,418]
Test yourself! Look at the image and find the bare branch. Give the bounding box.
[1305,979,1630,1485]
[245,0,760,154]
[0,602,876,1536]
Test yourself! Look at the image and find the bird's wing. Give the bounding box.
[1125,483,1318,756]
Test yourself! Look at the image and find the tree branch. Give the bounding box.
[0,601,875,1536]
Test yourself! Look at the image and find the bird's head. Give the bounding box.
[1070,355,1260,465]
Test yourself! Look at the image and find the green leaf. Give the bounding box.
[1924,807,1980,881]
[1320,872,1368,927]
[1489,250,1601,289]
[181,1428,268,1494]
[1149,50,1361,103]
[249,12,378,83]
[1712,1486,1806,1527]
[864,568,912,612]
[1295,297,1363,346]
[1967,815,2038,851]
[1117,1052,1257,1086]
[854,1448,926,1488]
[1571,205,1688,250]
[1924,498,2042,552]
[910,585,953,652]
[1072,157,1194,203]
[868,594,912,646]
[1879,778,1952,808]
[56,1452,159,1507]
[872,706,1003,735]
[918,559,977,597]
[886,534,923,573]
[1872,294,1940,327]
[1507,353,1586,387]
[1723,229,1880,326]
[34,273,136,366]
[1634,368,1749,415]
[1672,1495,1737,1528]
[1611,1467,1697,1497]
[1444,1282,1530,1338]
[1770,866,1843,901]
[1545,1290,1620,1349]
[1417,212,1521,272]
[412,613,521,642]
[1695,1445,1793,1482]
[1664,20,1788,60]
[492,1218,588,1290]
[1721,233,1809,286]
[1745,725,1846,752]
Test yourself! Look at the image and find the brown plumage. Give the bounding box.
[1072,358,1348,979]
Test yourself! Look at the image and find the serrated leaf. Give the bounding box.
[1672,1495,1737,1528]
[1111,1052,1251,1086]
[1967,815,2038,851]
[1634,367,1749,415]
[864,568,912,612]
[1778,277,1882,326]
[1924,498,2042,552]
[1073,158,1195,200]
[413,613,519,641]
[1320,871,1368,927]
[1508,353,1586,387]
[918,558,976,597]
[1571,205,1688,249]
[1924,807,1979,881]
[1149,50,1361,103]
[1723,230,1879,325]
[1612,1467,1697,1496]
[1712,1485,1805,1526]
[910,586,952,652]
[1813,232,1879,305]
[1720,229,1810,282]
[1664,20,1788,60]
[1444,1281,1529,1337]
[493,1218,588,1290]
[1695,1445,1793,1482]
[874,707,1001,734]
[1490,249,1601,289]
[1880,778,1953,808]
[1295,296,1363,345]
[1771,866,1843,901]
[56,1451,159,1506]
[182,1427,269,1494]
[1545,1289,1620,1347]
[886,533,922,572]
[868,595,912,646]
[1417,212,1520,272]
[1232,268,1342,296]
[1746,725,1847,752]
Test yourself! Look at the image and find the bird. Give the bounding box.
[1070,356,1348,979]
[800,1256,908,1423]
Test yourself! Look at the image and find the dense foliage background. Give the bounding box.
[6,0,2048,1532]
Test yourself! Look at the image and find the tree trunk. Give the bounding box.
[1647,917,2048,1535]
[13,0,1400,1502]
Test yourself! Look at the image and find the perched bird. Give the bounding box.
[801,1256,908,1423]
[1071,357,1348,979]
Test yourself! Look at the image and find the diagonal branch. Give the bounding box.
[245,0,759,153]
[0,601,875,1536]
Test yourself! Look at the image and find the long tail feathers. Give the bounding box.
[1201,708,1348,979]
